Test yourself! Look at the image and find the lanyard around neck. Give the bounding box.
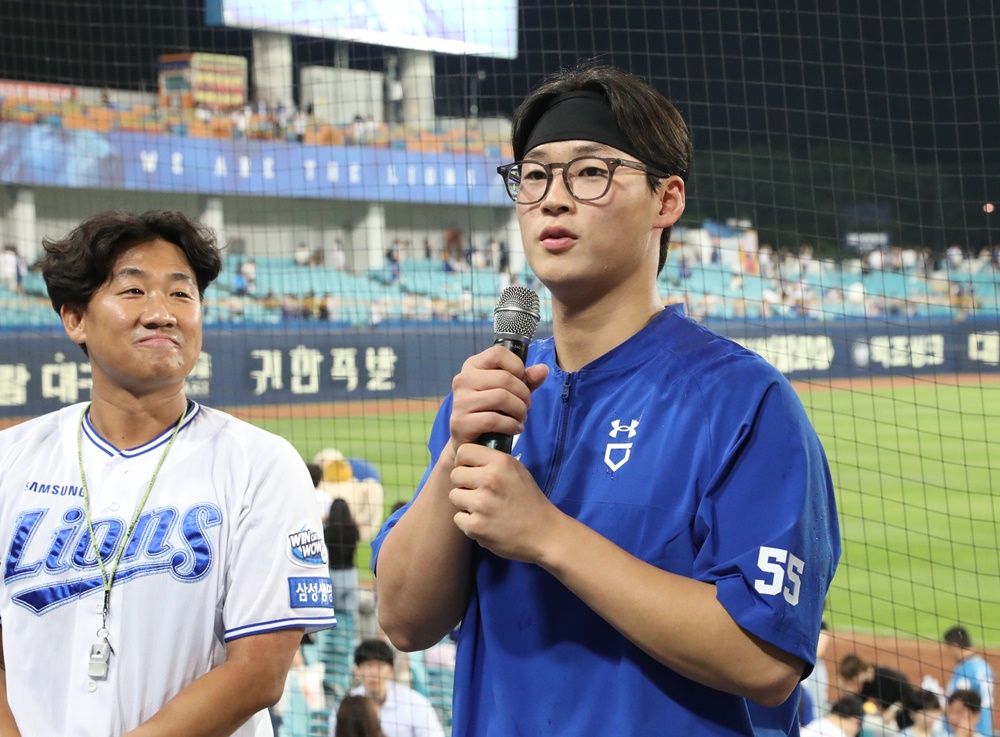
[77,402,188,604]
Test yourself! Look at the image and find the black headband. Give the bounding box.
[521,90,637,159]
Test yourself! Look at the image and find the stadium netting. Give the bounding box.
[0,1,997,734]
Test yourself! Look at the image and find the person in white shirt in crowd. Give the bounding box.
[945,690,982,737]
[0,245,19,292]
[800,694,865,737]
[328,639,444,737]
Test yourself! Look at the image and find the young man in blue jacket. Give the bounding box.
[372,63,840,736]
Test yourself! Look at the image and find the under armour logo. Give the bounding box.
[605,419,639,472]
[609,419,639,439]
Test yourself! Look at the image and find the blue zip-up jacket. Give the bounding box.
[373,305,841,736]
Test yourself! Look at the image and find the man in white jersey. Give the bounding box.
[0,210,336,736]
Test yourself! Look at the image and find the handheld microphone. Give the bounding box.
[477,285,541,454]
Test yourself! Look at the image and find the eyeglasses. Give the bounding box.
[496,156,670,205]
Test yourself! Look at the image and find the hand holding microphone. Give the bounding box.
[476,285,541,454]
[451,284,557,563]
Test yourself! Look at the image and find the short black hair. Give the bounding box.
[944,625,972,649]
[830,694,866,719]
[860,666,912,711]
[948,689,982,713]
[354,638,394,667]
[40,209,223,316]
[838,653,870,681]
[306,463,323,487]
[903,687,942,713]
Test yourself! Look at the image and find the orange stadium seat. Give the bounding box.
[327,126,346,145]
[59,113,91,130]
[309,125,333,145]
[187,120,212,138]
[209,117,234,138]
[409,140,445,154]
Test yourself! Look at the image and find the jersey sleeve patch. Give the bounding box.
[286,526,328,567]
[288,576,335,609]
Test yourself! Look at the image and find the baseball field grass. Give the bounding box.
[799,379,1000,647]
[247,379,1000,647]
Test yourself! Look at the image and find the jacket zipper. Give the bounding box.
[541,372,573,497]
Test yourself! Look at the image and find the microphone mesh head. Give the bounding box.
[493,286,541,339]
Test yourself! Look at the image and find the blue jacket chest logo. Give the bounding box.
[605,419,640,472]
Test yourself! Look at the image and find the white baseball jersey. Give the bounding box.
[0,401,337,736]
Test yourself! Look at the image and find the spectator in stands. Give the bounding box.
[443,228,463,262]
[0,244,20,293]
[838,654,875,698]
[302,291,319,320]
[327,639,444,737]
[233,262,248,296]
[860,665,913,736]
[194,101,212,124]
[239,257,257,293]
[352,113,366,144]
[273,101,288,139]
[295,241,311,266]
[334,695,386,737]
[946,244,966,271]
[386,247,401,282]
[943,625,995,736]
[898,687,943,737]
[800,694,865,737]
[325,498,361,627]
[292,109,307,143]
[281,294,305,320]
[758,243,775,279]
[946,690,982,737]
[332,238,347,271]
[319,292,339,321]
[950,281,977,314]
[798,243,816,273]
[373,63,839,737]
[229,288,247,321]
[677,246,694,280]
[14,247,27,293]
[232,106,249,139]
[496,238,509,273]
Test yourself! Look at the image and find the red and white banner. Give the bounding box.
[0,80,77,103]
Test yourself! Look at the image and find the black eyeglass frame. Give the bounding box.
[496,155,671,204]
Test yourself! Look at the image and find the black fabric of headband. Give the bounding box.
[521,90,637,159]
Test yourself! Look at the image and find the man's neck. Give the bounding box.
[369,683,389,707]
[957,649,976,663]
[551,292,663,372]
[87,389,189,450]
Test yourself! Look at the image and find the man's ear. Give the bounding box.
[654,175,686,229]
[60,304,87,348]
